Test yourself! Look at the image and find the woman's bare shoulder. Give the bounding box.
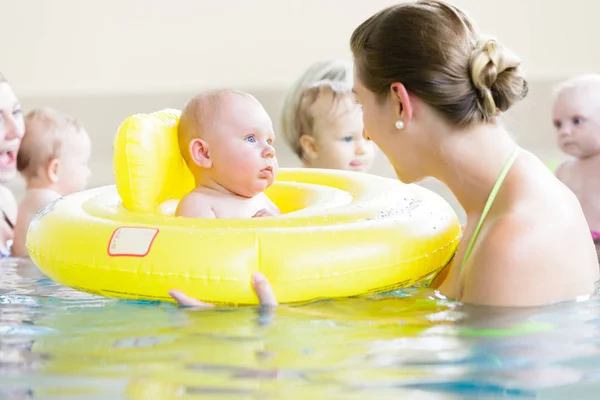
[461,207,598,306]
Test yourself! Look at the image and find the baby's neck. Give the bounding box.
[577,152,600,164]
[25,177,61,195]
[193,175,247,198]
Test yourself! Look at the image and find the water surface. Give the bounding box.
[1,258,599,399]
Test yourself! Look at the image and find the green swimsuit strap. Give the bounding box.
[460,147,520,272]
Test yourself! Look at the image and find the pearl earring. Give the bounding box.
[395,120,405,130]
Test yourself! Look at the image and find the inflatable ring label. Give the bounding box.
[107,227,159,257]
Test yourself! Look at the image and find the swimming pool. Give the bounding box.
[0,258,599,399]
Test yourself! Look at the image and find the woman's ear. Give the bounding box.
[299,134,318,161]
[390,83,413,124]
[46,158,60,183]
[189,138,212,168]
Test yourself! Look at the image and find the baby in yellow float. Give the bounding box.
[175,89,281,219]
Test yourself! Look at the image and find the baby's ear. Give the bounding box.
[189,138,212,168]
[299,134,318,161]
[46,158,60,183]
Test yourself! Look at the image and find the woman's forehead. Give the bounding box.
[0,83,18,110]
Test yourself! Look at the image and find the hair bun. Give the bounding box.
[469,38,528,121]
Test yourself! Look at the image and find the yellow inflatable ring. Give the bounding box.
[26,109,461,305]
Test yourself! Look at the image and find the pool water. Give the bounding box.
[1,258,599,399]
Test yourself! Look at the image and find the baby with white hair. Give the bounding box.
[553,73,600,243]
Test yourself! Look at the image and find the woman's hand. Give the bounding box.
[168,272,278,308]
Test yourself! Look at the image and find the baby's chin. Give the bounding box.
[348,164,371,173]
[236,181,273,198]
[560,144,594,159]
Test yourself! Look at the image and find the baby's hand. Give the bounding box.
[252,209,274,218]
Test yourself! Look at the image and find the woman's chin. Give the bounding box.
[393,166,412,183]
[0,169,16,184]
[393,166,426,185]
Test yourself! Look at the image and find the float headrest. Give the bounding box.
[113,109,195,214]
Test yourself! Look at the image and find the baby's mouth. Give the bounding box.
[0,151,16,168]
[260,165,273,177]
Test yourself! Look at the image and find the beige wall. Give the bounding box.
[2,0,599,96]
[2,0,598,221]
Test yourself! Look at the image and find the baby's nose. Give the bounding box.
[263,144,275,158]
[558,125,571,136]
[355,138,370,155]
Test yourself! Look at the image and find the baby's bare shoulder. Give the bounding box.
[176,191,216,218]
[21,190,60,212]
[259,192,282,215]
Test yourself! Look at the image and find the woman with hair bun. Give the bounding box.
[349,0,598,306]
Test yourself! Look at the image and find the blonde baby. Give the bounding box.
[176,89,280,219]
[281,60,375,172]
[13,108,91,257]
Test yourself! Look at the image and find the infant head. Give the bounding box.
[178,89,277,198]
[17,107,91,195]
[288,80,374,172]
[552,74,600,159]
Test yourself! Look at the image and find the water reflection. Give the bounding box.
[0,258,599,399]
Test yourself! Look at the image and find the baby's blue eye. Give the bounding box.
[573,118,582,125]
[245,135,256,143]
[341,136,353,143]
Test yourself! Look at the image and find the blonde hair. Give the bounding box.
[289,80,355,159]
[17,107,86,178]
[552,73,600,100]
[350,0,528,127]
[281,59,353,158]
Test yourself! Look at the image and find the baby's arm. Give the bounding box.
[175,193,216,218]
[13,191,61,257]
[252,194,282,218]
[266,197,282,216]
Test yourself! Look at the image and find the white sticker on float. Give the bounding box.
[108,227,159,257]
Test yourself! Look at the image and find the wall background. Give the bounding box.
[2,0,597,221]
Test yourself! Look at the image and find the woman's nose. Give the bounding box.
[362,129,371,141]
[3,115,24,140]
